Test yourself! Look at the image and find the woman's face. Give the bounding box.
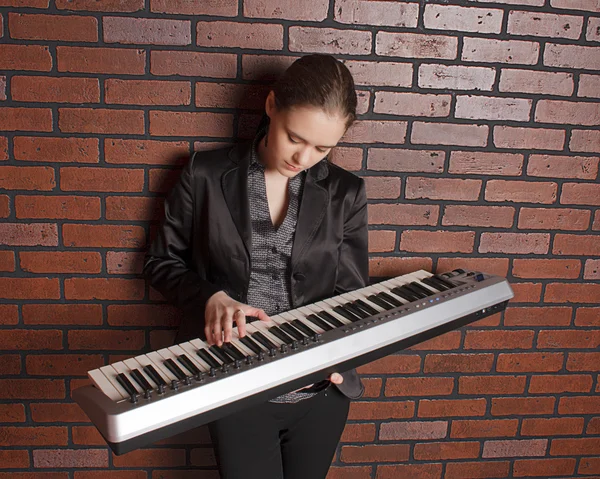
[261,91,348,178]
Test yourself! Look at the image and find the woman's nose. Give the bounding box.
[295,146,312,166]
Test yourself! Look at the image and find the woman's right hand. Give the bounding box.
[204,291,270,347]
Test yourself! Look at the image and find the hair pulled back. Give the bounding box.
[271,54,357,129]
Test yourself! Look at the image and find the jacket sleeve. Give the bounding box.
[143,154,222,319]
[334,177,369,294]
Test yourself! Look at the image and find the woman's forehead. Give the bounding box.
[281,105,347,145]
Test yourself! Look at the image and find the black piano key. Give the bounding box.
[344,302,370,319]
[116,372,138,397]
[222,342,246,361]
[306,313,334,331]
[378,291,404,307]
[333,305,362,322]
[143,364,167,387]
[239,335,264,354]
[433,274,456,288]
[197,349,221,369]
[130,369,153,392]
[164,358,188,381]
[367,294,395,310]
[422,276,449,291]
[316,311,344,328]
[391,286,420,302]
[269,326,295,345]
[209,345,234,364]
[403,283,430,299]
[251,331,279,351]
[177,354,201,376]
[353,299,379,316]
[279,322,305,341]
[410,281,437,297]
[291,319,317,337]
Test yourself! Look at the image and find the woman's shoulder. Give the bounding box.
[323,160,365,192]
[187,141,249,178]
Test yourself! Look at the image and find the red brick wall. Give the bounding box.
[0,0,599,477]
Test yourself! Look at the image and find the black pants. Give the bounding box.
[208,386,351,479]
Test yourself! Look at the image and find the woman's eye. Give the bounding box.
[288,135,299,143]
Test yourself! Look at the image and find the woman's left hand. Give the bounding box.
[328,373,343,385]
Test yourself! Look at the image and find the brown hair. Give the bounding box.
[271,54,357,129]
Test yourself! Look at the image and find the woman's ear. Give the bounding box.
[264,90,276,119]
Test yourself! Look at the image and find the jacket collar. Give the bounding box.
[222,139,330,269]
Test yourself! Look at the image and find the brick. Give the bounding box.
[63,224,144,248]
[414,441,480,460]
[579,457,600,475]
[508,10,583,39]
[588,417,600,434]
[419,399,486,418]
[559,396,600,414]
[425,353,494,373]
[27,354,103,376]
[345,120,407,144]
[24,304,102,326]
[198,21,283,50]
[569,130,600,153]
[104,17,190,46]
[0,427,68,446]
[16,196,100,220]
[594,211,600,229]
[106,251,145,275]
[106,79,190,106]
[0,223,58,246]
[500,69,574,96]
[0,329,62,350]
[385,377,454,397]
[368,149,444,173]
[521,417,585,436]
[0,166,55,191]
[536,99,600,126]
[68,329,144,350]
[547,283,600,303]
[14,137,99,163]
[513,257,581,282]
[451,419,518,438]
[349,401,414,420]
[551,0,600,11]
[419,64,495,91]
[551,438,600,455]
[243,0,327,20]
[374,92,450,117]
[56,0,143,11]
[579,74,600,98]
[328,147,362,171]
[494,125,565,150]
[340,444,410,463]
[369,257,433,278]
[483,439,547,458]
[363,177,400,200]
[149,168,181,193]
[519,207,590,230]
[13,76,99,103]
[241,54,297,81]
[58,46,145,75]
[528,154,599,179]
[0,450,29,468]
[0,378,65,399]
[361,378,383,398]
[112,449,185,468]
[554,234,600,255]
[567,352,600,371]
[530,374,593,394]
[328,466,371,479]
[9,13,97,42]
[33,449,107,468]
[0,305,19,326]
[0,44,52,71]
[151,51,236,78]
[459,375,526,395]
[335,0,418,26]
[379,421,447,440]
[341,423,376,442]
[20,251,101,274]
[407,177,481,201]
[149,111,233,138]
[424,4,503,33]
[401,230,475,253]
[60,167,144,192]
[377,464,443,479]
[108,304,179,327]
[0,474,70,479]
[74,472,147,479]
[0,403,24,422]
[377,32,457,59]
[509,282,540,303]
[59,108,144,135]
[346,61,413,87]
[480,232,550,254]
[195,82,267,110]
[445,462,511,479]
[288,26,370,55]
[0,107,52,132]
[462,37,539,64]
[464,330,534,350]
[485,180,557,204]
[0,137,7,159]
[409,330,461,351]
[104,139,188,166]
[0,0,49,5]
[437,257,509,277]
[442,205,514,228]
[575,307,600,326]
[584,260,600,280]
[106,196,163,221]
[0,250,14,271]
[448,151,522,176]
[491,397,555,416]
[505,306,572,326]
[412,122,488,146]
[497,352,563,372]
[71,426,104,446]
[152,0,236,15]
[456,95,531,121]
[544,43,600,70]
[561,183,600,205]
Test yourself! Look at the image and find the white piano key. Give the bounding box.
[89,368,126,401]
[178,342,210,372]
[146,351,178,382]
[246,322,285,346]
[133,354,172,386]
[158,347,193,375]
[188,339,217,369]
[289,308,327,333]
[99,364,131,399]
[309,301,353,325]
[278,310,320,335]
[344,291,386,313]
[168,344,206,373]
[228,332,256,357]
[123,358,158,389]
[112,361,143,394]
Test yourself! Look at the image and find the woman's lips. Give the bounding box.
[285,161,301,171]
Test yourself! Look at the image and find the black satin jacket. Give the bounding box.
[143,140,369,399]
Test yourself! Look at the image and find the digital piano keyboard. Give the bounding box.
[73,269,513,455]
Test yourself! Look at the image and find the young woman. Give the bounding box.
[144,54,369,479]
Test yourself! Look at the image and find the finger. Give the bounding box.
[204,324,213,346]
[223,313,234,344]
[329,373,343,384]
[251,308,270,323]
[212,321,223,347]
[234,309,247,338]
